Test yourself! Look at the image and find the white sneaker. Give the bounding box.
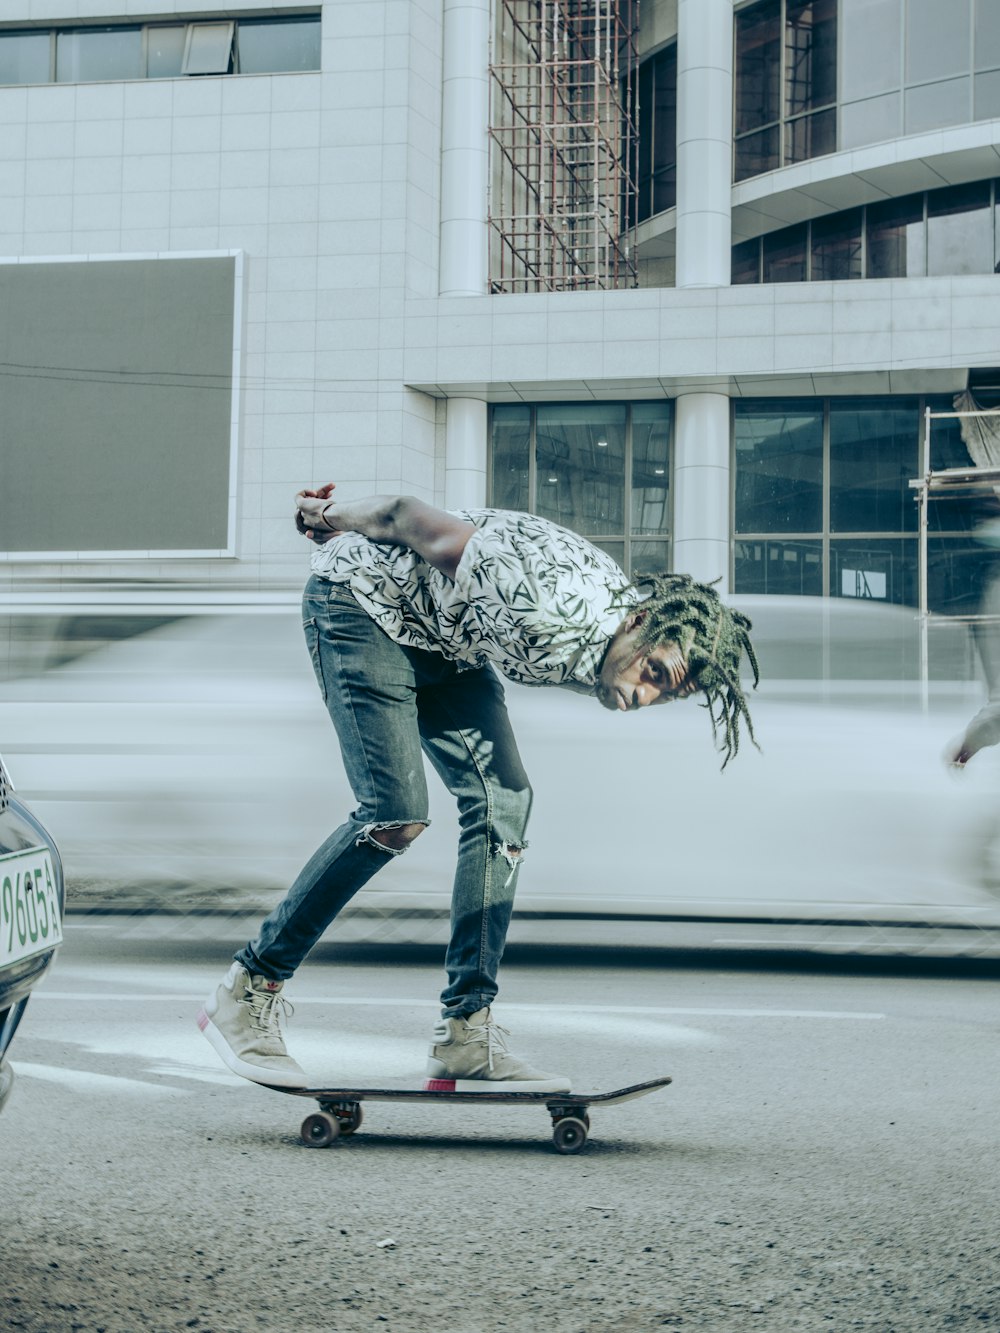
[424,1007,571,1092]
[197,963,308,1089]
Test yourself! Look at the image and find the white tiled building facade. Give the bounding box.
[2,0,1000,609]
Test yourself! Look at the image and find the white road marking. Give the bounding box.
[29,992,885,1020]
[12,1062,188,1096]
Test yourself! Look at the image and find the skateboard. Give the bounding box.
[268,1076,672,1154]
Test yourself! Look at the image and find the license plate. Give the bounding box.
[0,846,63,971]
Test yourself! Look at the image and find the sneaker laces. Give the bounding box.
[243,983,294,1038]
[469,1015,511,1073]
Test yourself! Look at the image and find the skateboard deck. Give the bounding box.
[267,1076,672,1154]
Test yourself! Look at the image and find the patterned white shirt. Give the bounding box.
[309,509,639,692]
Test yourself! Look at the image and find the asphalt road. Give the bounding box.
[4,919,999,1333]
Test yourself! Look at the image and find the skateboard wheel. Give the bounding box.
[301,1111,341,1148]
[552,1116,588,1154]
[338,1103,363,1136]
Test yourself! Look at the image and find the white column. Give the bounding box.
[672,393,730,592]
[439,0,491,296]
[675,0,733,289]
[445,398,488,509]
[672,2,733,590]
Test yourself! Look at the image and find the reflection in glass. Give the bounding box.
[631,403,672,535]
[926,182,993,276]
[928,536,997,616]
[490,405,531,513]
[732,239,761,284]
[735,125,781,182]
[829,400,918,532]
[535,405,626,536]
[592,541,626,572]
[630,541,671,578]
[785,0,838,114]
[0,32,50,85]
[146,26,185,78]
[736,0,782,134]
[810,209,862,280]
[866,194,925,278]
[735,402,823,533]
[56,27,142,82]
[785,107,837,164]
[763,224,808,282]
[636,46,677,223]
[734,539,823,595]
[830,538,915,605]
[237,17,321,74]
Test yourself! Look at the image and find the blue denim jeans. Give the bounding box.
[236,575,533,1017]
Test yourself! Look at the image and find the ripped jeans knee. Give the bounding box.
[356,819,430,857]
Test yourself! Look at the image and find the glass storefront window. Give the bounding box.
[631,403,671,535]
[735,402,823,533]
[810,209,862,279]
[734,539,824,595]
[490,402,672,576]
[866,194,926,278]
[926,182,993,277]
[831,538,915,604]
[732,239,762,284]
[829,399,918,532]
[490,405,531,513]
[56,27,142,83]
[535,406,627,536]
[0,32,50,85]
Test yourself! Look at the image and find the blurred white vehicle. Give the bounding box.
[0,593,999,949]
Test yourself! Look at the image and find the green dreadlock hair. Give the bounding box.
[629,572,760,769]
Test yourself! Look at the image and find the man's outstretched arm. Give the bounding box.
[295,483,476,580]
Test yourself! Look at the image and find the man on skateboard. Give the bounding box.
[199,485,759,1092]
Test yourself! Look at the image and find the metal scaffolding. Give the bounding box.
[488,0,639,293]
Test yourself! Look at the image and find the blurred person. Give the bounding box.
[947,521,1000,767]
[199,485,759,1091]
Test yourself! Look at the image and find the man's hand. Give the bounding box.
[295,482,339,544]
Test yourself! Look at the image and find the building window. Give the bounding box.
[733,181,1000,283]
[0,15,320,85]
[490,402,672,577]
[733,397,979,608]
[734,0,838,182]
[635,44,677,224]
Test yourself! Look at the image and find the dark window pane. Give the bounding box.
[490,405,531,512]
[238,17,321,74]
[0,31,50,85]
[786,0,838,114]
[734,539,824,595]
[866,194,925,278]
[56,27,142,83]
[785,106,837,163]
[652,166,677,215]
[635,58,654,223]
[732,239,761,284]
[630,540,671,579]
[535,405,627,536]
[763,223,808,282]
[811,208,863,280]
[631,402,672,534]
[928,536,997,616]
[735,0,781,133]
[926,182,993,276]
[734,401,824,533]
[592,541,626,571]
[829,399,918,532]
[831,539,916,605]
[735,124,781,181]
[146,26,185,78]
